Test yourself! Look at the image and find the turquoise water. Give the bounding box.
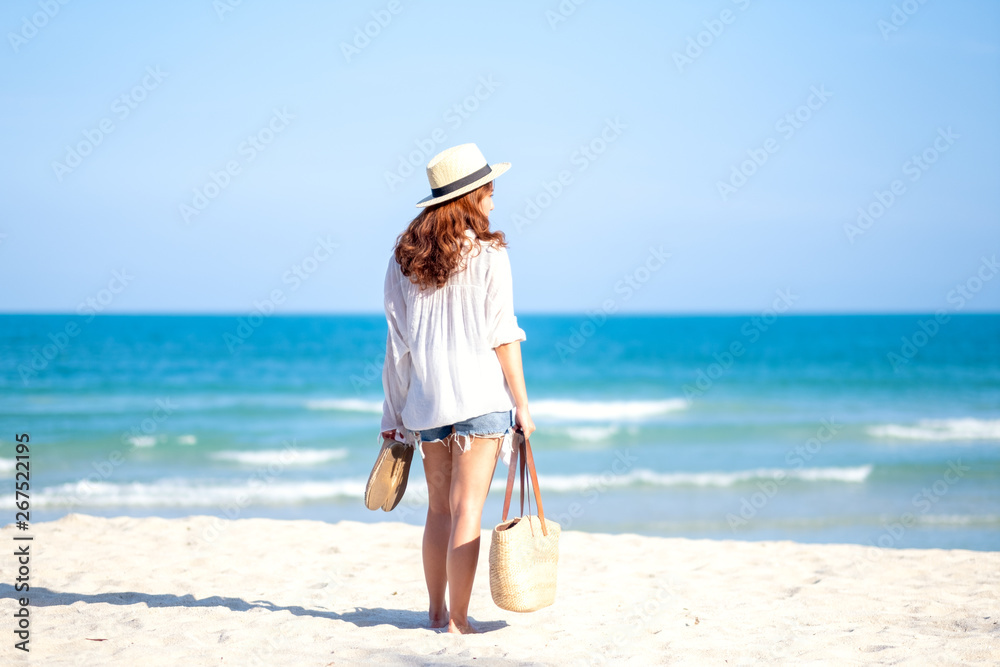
[1,314,998,551]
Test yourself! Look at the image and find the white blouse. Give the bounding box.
[380,228,526,465]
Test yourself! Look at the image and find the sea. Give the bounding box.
[1,314,998,552]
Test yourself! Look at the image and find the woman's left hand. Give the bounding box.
[381,429,398,442]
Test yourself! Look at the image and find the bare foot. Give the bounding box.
[429,607,449,629]
[448,618,479,634]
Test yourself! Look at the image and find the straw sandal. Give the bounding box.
[364,437,414,511]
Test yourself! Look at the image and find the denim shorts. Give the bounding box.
[413,409,515,457]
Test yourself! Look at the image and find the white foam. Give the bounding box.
[564,426,621,442]
[177,435,197,445]
[505,465,874,493]
[868,418,1000,442]
[791,465,874,483]
[0,458,15,473]
[531,399,688,421]
[305,397,687,423]
[1,477,369,508]
[210,448,348,466]
[914,514,1000,526]
[305,398,382,413]
[127,436,158,448]
[0,462,877,509]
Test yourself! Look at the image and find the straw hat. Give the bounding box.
[416,143,511,208]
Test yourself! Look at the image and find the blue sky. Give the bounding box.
[1,0,997,314]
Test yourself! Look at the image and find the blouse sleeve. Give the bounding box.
[381,257,411,436]
[485,248,527,349]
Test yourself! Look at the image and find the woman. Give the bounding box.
[379,143,535,634]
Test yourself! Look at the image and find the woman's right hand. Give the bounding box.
[514,404,535,440]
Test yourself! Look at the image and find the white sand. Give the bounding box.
[1,513,997,665]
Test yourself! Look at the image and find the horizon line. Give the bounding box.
[1,310,998,317]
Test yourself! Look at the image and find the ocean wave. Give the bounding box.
[7,464,873,509]
[525,465,874,492]
[210,448,348,466]
[868,418,1000,442]
[563,425,621,442]
[531,399,688,421]
[304,397,687,423]
[0,458,15,473]
[2,478,369,508]
[911,514,1000,526]
[125,434,198,447]
[305,398,382,413]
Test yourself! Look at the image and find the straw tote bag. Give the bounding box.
[489,429,560,612]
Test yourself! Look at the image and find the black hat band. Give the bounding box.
[430,164,492,198]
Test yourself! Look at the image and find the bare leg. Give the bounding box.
[421,439,452,628]
[447,434,501,634]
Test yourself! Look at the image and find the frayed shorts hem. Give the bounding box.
[408,409,516,467]
[376,429,512,467]
[415,430,510,461]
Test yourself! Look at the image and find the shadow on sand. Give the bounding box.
[0,584,509,633]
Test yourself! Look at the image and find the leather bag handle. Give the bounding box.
[501,437,519,521]
[501,429,549,537]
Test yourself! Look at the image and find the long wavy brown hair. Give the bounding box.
[394,180,507,290]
